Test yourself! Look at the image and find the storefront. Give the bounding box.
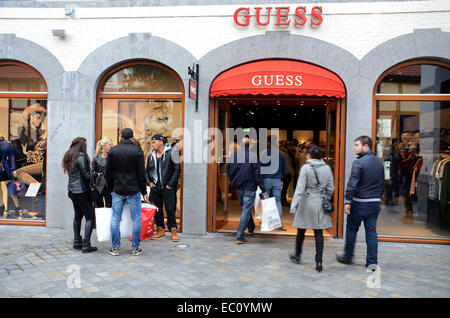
[206,59,346,238]
[0,1,449,244]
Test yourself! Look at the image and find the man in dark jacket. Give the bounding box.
[146,134,181,242]
[337,136,384,271]
[105,128,148,257]
[226,136,268,244]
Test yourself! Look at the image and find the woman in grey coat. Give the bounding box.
[289,146,334,272]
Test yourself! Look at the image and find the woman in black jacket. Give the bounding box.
[62,137,98,253]
[92,137,113,208]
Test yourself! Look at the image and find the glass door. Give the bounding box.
[214,101,231,230]
[326,101,339,236]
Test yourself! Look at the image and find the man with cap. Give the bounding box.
[105,128,148,256]
[146,133,181,241]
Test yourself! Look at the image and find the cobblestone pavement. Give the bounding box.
[0,225,449,298]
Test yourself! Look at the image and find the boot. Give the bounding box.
[73,236,83,250]
[82,239,97,253]
[171,228,179,242]
[315,254,323,273]
[289,254,300,264]
[151,226,165,240]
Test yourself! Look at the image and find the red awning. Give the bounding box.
[210,60,345,98]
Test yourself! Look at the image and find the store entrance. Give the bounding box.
[210,96,344,237]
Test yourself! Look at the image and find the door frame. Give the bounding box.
[207,96,347,238]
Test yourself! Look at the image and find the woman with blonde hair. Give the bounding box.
[92,137,113,208]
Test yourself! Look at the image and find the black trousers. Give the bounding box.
[150,186,177,230]
[94,188,112,208]
[68,191,95,242]
[281,174,292,203]
[294,228,324,262]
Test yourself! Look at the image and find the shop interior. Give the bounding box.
[215,96,339,236]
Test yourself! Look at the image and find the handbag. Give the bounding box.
[7,177,26,195]
[310,164,334,214]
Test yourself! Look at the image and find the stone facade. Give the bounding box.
[0,1,449,237]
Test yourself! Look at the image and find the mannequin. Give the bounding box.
[14,116,47,186]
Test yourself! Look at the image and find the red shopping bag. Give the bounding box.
[129,203,157,242]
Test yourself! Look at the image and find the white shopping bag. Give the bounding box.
[254,187,262,220]
[260,197,282,232]
[94,205,133,242]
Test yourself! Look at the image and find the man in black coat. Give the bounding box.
[337,136,385,271]
[226,136,268,244]
[146,134,181,242]
[105,128,148,257]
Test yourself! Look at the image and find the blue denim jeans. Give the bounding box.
[111,192,142,250]
[344,201,381,265]
[236,190,256,239]
[263,178,283,222]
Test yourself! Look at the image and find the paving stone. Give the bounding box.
[1,225,450,298]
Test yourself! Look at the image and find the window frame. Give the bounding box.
[372,59,450,245]
[95,60,185,233]
[0,61,48,226]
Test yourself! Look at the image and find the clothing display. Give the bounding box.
[0,138,16,181]
[409,157,423,195]
[425,155,450,226]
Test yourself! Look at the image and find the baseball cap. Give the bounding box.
[152,134,164,141]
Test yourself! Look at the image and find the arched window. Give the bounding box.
[0,61,48,224]
[96,60,184,229]
[373,60,450,242]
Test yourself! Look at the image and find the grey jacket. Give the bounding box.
[290,159,334,229]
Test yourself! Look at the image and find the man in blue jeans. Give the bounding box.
[260,135,286,231]
[337,136,384,270]
[226,136,268,244]
[105,128,148,256]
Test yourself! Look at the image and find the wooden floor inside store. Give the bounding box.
[216,196,332,237]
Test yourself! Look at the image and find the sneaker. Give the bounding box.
[7,210,19,219]
[235,238,247,244]
[366,264,378,272]
[132,247,142,256]
[336,254,352,265]
[20,210,34,219]
[108,248,120,256]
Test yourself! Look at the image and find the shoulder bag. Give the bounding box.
[310,164,334,214]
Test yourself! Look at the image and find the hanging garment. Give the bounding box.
[437,158,450,200]
[410,157,423,195]
[439,160,450,222]
[429,159,442,200]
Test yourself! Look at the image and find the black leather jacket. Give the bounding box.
[92,154,108,193]
[68,154,95,194]
[145,147,181,189]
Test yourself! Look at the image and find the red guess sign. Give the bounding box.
[234,6,323,27]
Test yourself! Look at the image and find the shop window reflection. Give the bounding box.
[375,61,450,239]
[0,99,47,222]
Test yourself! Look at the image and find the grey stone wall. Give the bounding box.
[1,29,449,240]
